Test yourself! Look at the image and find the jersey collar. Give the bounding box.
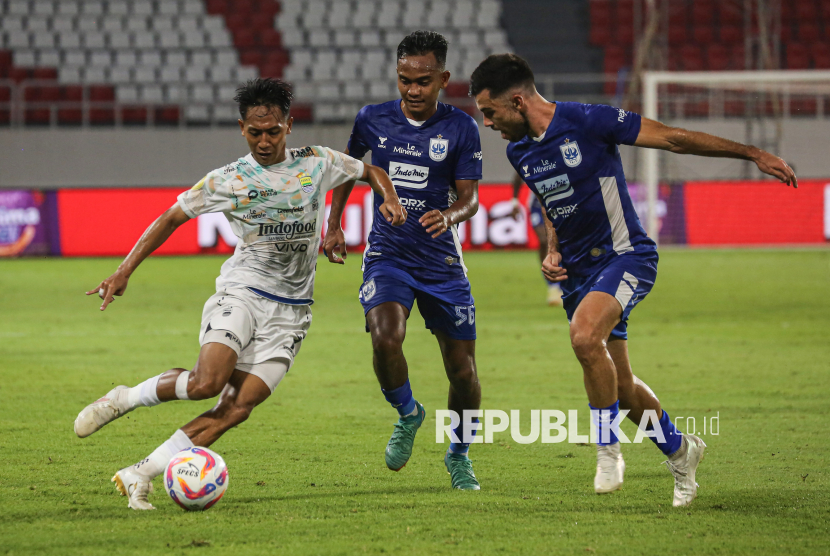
[395,99,445,129]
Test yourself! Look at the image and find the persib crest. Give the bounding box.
[429,136,449,161]
[560,141,582,168]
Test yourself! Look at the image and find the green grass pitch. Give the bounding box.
[1,249,828,555]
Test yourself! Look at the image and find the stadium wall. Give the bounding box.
[1,118,829,188]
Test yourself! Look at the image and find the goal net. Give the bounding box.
[639,69,830,243]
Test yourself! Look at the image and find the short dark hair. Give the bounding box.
[397,30,448,69]
[470,54,535,97]
[234,78,293,119]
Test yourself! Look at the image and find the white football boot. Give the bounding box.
[74,385,132,438]
[547,283,563,307]
[112,467,155,510]
[663,434,707,507]
[595,442,625,493]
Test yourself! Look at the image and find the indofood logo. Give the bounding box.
[257,220,317,239]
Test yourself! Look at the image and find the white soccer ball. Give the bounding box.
[165,447,229,511]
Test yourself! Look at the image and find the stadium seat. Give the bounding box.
[692,22,715,43]
[691,0,715,25]
[706,43,730,71]
[719,2,742,25]
[679,44,704,71]
[812,42,830,68]
[122,105,148,125]
[668,22,688,45]
[719,24,742,44]
[786,43,811,69]
[796,21,822,43]
[795,0,818,21]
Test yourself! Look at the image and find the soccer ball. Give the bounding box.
[165,447,229,511]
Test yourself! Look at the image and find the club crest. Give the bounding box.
[361,279,376,302]
[429,136,448,161]
[560,141,582,168]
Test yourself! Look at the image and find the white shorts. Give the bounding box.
[199,287,312,392]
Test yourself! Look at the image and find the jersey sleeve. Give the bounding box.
[454,116,483,180]
[312,146,366,193]
[177,170,235,218]
[346,106,371,159]
[582,103,642,146]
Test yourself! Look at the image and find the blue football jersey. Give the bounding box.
[506,102,656,277]
[348,100,483,281]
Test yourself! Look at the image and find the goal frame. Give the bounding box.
[640,69,830,244]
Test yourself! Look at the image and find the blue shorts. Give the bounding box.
[562,252,658,341]
[359,264,476,341]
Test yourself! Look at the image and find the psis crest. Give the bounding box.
[361,279,376,302]
[429,136,449,161]
[560,141,582,168]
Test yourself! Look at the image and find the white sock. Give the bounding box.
[175,371,191,400]
[132,429,194,479]
[126,374,162,409]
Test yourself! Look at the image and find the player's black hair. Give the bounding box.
[396,30,448,69]
[469,53,535,97]
[234,78,293,119]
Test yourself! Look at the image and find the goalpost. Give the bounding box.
[640,69,830,243]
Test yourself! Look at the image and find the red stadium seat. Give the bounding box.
[603,45,628,74]
[691,0,714,25]
[258,29,282,47]
[668,2,687,26]
[616,0,634,27]
[444,82,470,98]
[589,22,611,46]
[9,67,31,83]
[89,85,115,101]
[234,28,257,48]
[590,0,611,29]
[786,42,811,69]
[32,67,57,80]
[58,86,83,126]
[616,24,634,45]
[780,22,795,43]
[679,44,704,71]
[692,23,715,43]
[795,0,818,21]
[263,50,289,66]
[206,0,229,14]
[796,22,822,43]
[90,108,115,125]
[718,2,742,25]
[812,42,830,68]
[706,43,730,70]
[730,44,746,69]
[790,97,818,116]
[122,106,148,125]
[155,106,180,125]
[1,84,11,125]
[259,63,284,78]
[719,24,742,44]
[231,0,255,14]
[668,22,687,45]
[254,0,280,18]
[239,48,263,67]
[0,50,12,69]
[0,86,10,102]
[291,103,313,123]
[821,0,830,19]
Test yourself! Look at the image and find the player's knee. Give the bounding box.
[570,329,603,362]
[371,331,404,358]
[447,364,478,389]
[187,372,227,400]
[224,402,254,427]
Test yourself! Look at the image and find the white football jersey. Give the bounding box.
[178,146,364,303]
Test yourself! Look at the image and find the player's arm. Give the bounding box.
[509,173,523,221]
[85,204,191,311]
[537,194,567,283]
[363,163,407,226]
[323,146,357,264]
[634,117,797,187]
[420,179,479,239]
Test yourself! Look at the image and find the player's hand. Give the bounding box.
[509,198,523,221]
[323,225,347,265]
[753,150,798,188]
[86,270,130,311]
[419,210,451,238]
[379,199,407,226]
[541,251,568,282]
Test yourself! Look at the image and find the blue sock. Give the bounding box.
[449,417,478,455]
[647,409,684,456]
[381,379,417,417]
[590,400,620,445]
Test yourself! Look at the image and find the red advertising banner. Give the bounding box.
[683,180,828,245]
[56,185,538,257]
